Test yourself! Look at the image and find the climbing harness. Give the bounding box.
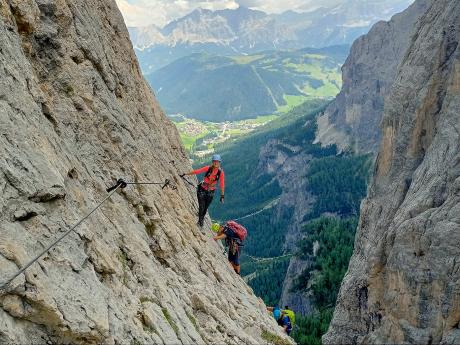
[0,177,177,292]
[201,166,222,191]
[228,238,239,256]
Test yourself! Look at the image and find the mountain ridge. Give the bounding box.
[129,1,414,71]
[147,46,348,121]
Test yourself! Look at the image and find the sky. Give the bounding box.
[115,0,344,27]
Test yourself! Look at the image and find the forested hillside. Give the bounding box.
[199,99,330,219]
[194,100,372,336]
[148,47,348,121]
[290,218,360,345]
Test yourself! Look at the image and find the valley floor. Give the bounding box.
[171,114,278,157]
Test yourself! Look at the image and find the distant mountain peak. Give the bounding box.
[130,1,416,71]
[190,7,212,15]
[281,9,301,15]
[234,5,263,13]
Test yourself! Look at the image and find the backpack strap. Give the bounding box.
[205,166,221,181]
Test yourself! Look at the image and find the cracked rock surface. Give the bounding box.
[314,0,430,154]
[324,0,460,343]
[0,1,291,344]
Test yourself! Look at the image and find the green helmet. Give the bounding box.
[211,223,221,233]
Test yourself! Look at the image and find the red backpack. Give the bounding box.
[225,221,247,241]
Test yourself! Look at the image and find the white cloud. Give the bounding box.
[234,0,339,14]
[116,0,413,28]
[116,0,239,27]
[115,0,327,27]
[115,0,165,27]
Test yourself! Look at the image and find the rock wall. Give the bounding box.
[275,0,430,319]
[325,0,460,343]
[0,1,291,344]
[314,0,430,154]
[256,139,316,315]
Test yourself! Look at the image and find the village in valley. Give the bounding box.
[171,114,277,158]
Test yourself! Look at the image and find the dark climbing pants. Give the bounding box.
[197,184,214,224]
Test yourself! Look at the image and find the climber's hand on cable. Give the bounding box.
[220,195,225,203]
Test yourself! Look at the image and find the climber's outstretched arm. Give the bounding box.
[213,233,226,241]
[182,166,208,176]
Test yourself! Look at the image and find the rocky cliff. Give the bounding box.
[255,138,316,315]
[315,0,430,154]
[325,0,460,343]
[0,1,291,344]
[281,0,428,324]
[227,0,427,321]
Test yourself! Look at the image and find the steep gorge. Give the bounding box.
[278,0,431,316]
[0,1,291,344]
[325,0,460,343]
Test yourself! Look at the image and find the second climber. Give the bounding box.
[181,154,225,227]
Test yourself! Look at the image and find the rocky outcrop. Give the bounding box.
[278,256,314,316]
[0,1,291,344]
[315,0,430,154]
[254,138,317,315]
[325,0,460,343]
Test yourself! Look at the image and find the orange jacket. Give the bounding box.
[191,166,225,191]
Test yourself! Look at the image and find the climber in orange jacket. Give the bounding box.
[181,154,225,228]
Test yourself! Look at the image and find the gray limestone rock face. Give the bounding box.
[278,256,314,316]
[0,1,292,344]
[255,138,317,315]
[315,0,430,154]
[324,0,460,343]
